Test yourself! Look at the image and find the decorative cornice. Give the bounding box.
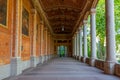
[31,0,53,34]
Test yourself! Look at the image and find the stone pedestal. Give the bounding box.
[75,56,77,60]
[41,55,45,63]
[30,56,37,67]
[79,56,82,61]
[48,54,51,59]
[11,57,22,76]
[83,57,87,63]
[45,55,48,62]
[90,58,96,66]
[104,61,116,74]
[39,56,42,63]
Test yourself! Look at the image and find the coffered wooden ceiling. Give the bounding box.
[35,0,98,35]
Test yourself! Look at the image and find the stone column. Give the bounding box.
[83,20,88,62]
[40,21,44,63]
[79,27,83,60]
[73,36,76,58]
[90,9,97,66]
[45,28,48,61]
[73,35,75,58]
[30,9,37,67]
[11,0,22,76]
[50,35,53,59]
[52,37,54,58]
[76,31,80,59]
[48,33,50,59]
[75,34,77,59]
[72,37,75,57]
[104,0,116,74]
[38,23,41,63]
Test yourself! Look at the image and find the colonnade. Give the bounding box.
[72,0,116,74]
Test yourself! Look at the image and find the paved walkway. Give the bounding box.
[8,58,120,80]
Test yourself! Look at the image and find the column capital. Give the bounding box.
[79,27,83,32]
[40,21,44,25]
[90,8,96,14]
[75,31,79,34]
[44,27,48,31]
[31,9,37,14]
[73,34,75,38]
[83,20,88,24]
[48,33,51,36]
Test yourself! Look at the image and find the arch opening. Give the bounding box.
[57,45,67,57]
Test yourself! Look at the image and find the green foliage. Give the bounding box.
[96,0,120,60]
[115,0,120,51]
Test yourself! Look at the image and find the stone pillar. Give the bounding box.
[37,23,41,63]
[79,27,83,60]
[49,35,51,59]
[76,31,80,59]
[83,20,88,62]
[48,33,50,60]
[75,34,77,59]
[40,21,44,63]
[30,9,37,67]
[44,28,48,61]
[90,9,97,66]
[74,34,76,58]
[104,0,116,74]
[73,35,75,58]
[72,36,75,57]
[52,37,55,57]
[50,35,53,59]
[11,0,22,76]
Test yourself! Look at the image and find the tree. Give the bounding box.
[96,0,106,60]
[96,0,120,60]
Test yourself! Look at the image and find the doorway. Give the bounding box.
[57,46,67,57]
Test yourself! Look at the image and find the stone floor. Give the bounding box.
[7,58,120,80]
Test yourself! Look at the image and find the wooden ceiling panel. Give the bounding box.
[38,0,98,34]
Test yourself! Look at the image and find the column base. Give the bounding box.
[39,56,42,64]
[90,58,96,66]
[47,55,50,60]
[83,57,87,63]
[30,56,37,67]
[10,57,22,76]
[49,54,52,59]
[79,56,81,61]
[51,54,55,58]
[104,61,116,74]
[75,56,78,59]
[76,56,79,60]
[72,55,75,59]
[45,55,48,61]
[41,55,45,63]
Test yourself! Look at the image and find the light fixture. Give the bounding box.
[62,26,64,31]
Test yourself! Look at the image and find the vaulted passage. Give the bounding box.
[0,0,120,80]
[7,58,119,80]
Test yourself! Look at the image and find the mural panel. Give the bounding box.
[22,7,29,36]
[0,0,7,26]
